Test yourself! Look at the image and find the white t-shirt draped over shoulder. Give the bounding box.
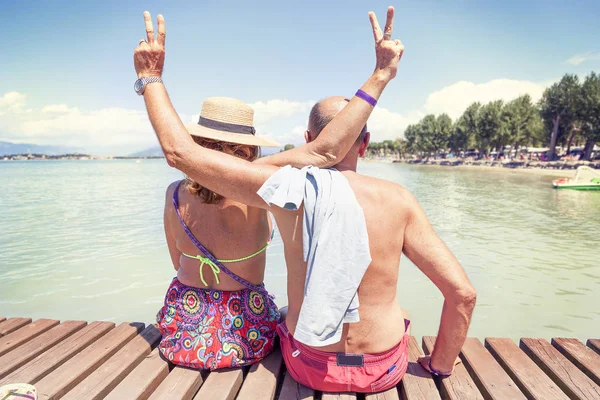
[257,165,372,347]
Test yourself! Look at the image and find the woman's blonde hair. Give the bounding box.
[185,137,259,204]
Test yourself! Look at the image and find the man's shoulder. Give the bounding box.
[349,172,419,209]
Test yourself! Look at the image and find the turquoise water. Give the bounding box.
[0,160,598,341]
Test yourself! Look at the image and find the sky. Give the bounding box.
[1,0,599,155]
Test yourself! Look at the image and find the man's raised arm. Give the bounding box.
[257,7,404,168]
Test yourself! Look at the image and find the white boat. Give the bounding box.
[553,166,600,190]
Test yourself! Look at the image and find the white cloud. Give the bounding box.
[566,51,600,66]
[291,125,306,136]
[249,99,314,125]
[424,79,548,119]
[0,92,27,116]
[41,104,76,114]
[368,106,423,141]
[0,92,155,153]
[271,125,307,146]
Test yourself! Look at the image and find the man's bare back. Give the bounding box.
[279,172,410,353]
[271,95,474,372]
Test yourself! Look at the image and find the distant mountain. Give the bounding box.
[0,141,79,156]
[128,147,165,158]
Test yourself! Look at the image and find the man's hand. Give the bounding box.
[417,355,462,376]
[369,6,404,82]
[134,11,166,78]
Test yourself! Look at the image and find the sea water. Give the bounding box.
[0,160,598,340]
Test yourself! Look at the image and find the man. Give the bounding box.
[133,7,475,392]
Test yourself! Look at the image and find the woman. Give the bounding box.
[157,97,283,370]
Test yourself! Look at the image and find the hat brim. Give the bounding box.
[185,123,281,147]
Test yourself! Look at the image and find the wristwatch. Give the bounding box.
[134,76,163,95]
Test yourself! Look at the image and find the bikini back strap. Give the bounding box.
[172,181,271,297]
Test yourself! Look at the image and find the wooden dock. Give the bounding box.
[0,317,598,399]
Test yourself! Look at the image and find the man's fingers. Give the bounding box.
[368,11,383,42]
[383,6,394,40]
[144,11,155,43]
[417,356,431,371]
[157,14,166,46]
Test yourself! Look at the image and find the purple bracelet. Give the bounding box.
[428,358,452,377]
[355,89,377,107]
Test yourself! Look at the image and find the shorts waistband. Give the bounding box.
[278,320,409,366]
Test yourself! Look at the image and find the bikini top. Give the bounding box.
[172,181,273,298]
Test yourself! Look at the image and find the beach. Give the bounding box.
[364,157,597,178]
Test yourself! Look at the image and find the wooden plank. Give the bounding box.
[460,337,526,399]
[552,338,600,386]
[104,348,170,400]
[278,370,315,400]
[62,325,162,400]
[148,365,204,400]
[399,336,440,400]
[321,393,357,399]
[0,317,31,336]
[0,318,59,357]
[193,368,243,400]
[485,338,569,400]
[35,322,144,400]
[0,321,115,386]
[587,339,600,355]
[521,338,600,400]
[0,321,87,379]
[422,336,483,400]
[237,348,284,400]
[365,387,400,400]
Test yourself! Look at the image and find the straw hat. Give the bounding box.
[185,97,281,147]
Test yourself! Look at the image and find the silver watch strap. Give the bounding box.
[139,76,163,94]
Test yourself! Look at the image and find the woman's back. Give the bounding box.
[165,180,272,291]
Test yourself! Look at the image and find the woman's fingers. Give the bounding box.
[157,14,166,46]
[144,11,155,43]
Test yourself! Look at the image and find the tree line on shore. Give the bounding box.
[368,72,600,161]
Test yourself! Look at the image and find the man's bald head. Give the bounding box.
[307,96,368,143]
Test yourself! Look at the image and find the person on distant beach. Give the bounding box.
[134,7,475,392]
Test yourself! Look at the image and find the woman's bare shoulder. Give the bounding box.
[166,179,183,200]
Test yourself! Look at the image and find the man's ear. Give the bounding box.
[358,132,371,157]
[304,130,312,143]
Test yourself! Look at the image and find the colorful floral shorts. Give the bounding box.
[157,278,280,370]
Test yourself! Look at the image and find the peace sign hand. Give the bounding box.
[134,11,166,78]
[369,6,404,82]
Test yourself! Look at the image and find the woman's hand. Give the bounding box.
[134,11,166,78]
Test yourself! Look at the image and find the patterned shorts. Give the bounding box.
[156,277,280,370]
